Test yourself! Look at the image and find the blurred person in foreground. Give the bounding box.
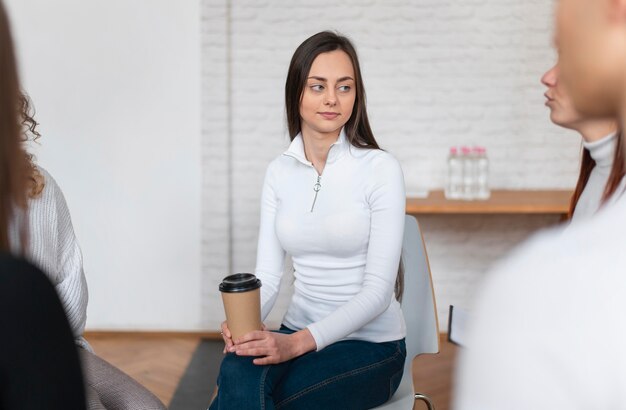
[0,1,86,408]
[454,0,626,409]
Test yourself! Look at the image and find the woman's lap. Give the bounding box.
[272,338,406,409]
[211,329,406,410]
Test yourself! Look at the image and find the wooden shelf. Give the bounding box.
[406,190,572,215]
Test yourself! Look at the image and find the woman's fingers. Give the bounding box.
[235,346,267,357]
[225,330,304,365]
[224,331,294,365]
[234,330,266,345]
[235,345,280,361]
[253,356,277,366]
[221,321,232,338]
[232,334,279,356]
[232,338,270,354]
[221,321,234,353]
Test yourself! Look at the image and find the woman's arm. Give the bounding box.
[306,153,405,350]
[221,162,287,356]
[38,169,89,340]
[254,161,287,321]
[55,233,88,339]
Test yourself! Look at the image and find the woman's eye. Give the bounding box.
[310,85,324,92]
[338,85,351,92]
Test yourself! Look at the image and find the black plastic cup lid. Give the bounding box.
[219,273,262,293]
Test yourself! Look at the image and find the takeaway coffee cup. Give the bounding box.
[219,273,262,341]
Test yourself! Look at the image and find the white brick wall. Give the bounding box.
[202,0,231,327]
[202,0,580,330]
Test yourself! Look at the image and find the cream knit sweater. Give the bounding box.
[11,167,90,349]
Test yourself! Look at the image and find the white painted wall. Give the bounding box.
[5,0,203,330]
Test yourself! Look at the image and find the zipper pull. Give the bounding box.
[310,175,321,212]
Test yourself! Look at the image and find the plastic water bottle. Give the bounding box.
[461,146,475,200]
[476,146,490,200]
[445,147,463,199]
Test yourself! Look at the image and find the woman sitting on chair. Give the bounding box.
[211,31,407,410]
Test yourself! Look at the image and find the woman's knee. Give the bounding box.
[215,353,272,409]
[218,353,261,386]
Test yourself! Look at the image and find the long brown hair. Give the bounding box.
[285,31,404,299]
[569,132,626,217]
[0,1,30,252]
[285,31,380,150]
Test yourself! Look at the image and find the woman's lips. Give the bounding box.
[318,112,340,120]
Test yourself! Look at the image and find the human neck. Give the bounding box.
[301,124,341,175]
[576,119,617,143]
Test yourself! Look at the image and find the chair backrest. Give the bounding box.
[400,215,440,375]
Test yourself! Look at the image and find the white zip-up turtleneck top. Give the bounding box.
[572,133,626,222]
[255,130,407,351]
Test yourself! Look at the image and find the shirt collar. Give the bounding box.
[583,132,617,169]
[283,128,349,167]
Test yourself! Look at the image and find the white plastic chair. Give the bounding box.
[374,215,440,410]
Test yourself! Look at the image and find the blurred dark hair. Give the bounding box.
[0,2,30,252]
[569,132,626,217]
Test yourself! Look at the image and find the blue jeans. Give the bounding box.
[209,326,406,410]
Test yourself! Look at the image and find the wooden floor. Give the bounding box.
[412,335,458,410]
[87,333,458,409]
[87,333,201,406]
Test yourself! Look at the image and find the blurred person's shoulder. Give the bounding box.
[456,192,626,410]
[475,194,626,324]
[491,195,626,286]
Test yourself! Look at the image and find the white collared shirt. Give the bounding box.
[255,130,407,350]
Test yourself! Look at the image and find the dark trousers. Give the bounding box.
[0,254,86,410]
[211,326,406,410]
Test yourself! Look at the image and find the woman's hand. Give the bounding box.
[229,328,317,365]
[221,321,268,354]
[220,321,233,354]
